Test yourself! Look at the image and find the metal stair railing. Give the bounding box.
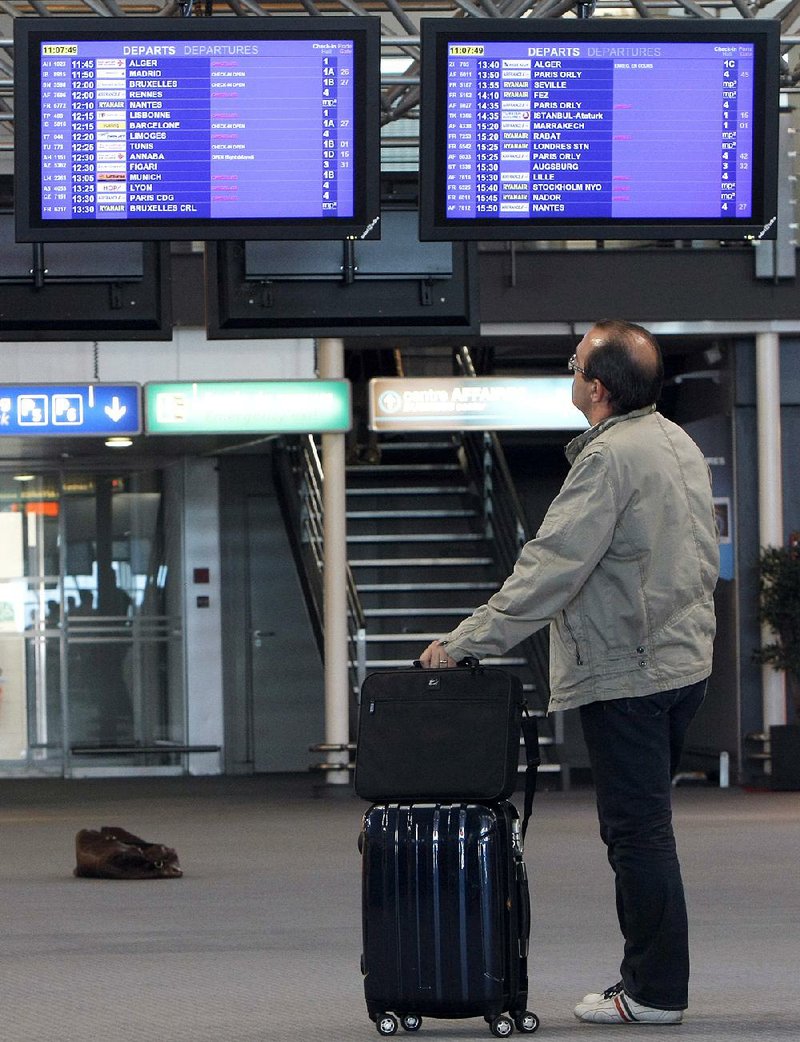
[454,346,564,757]
[274,434,368,705]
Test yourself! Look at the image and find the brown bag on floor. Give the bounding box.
[74,826,182,880]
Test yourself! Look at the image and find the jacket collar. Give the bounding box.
[565,404,657,465]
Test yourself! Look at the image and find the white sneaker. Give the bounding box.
[574,982,683,1025]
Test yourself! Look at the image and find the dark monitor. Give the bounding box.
[0,240,171,340]
[419,18,780,241]
[14,16,380,242]
[205,212,479,339]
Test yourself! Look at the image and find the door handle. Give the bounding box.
[251,629,274,649]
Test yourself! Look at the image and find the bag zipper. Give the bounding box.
[368,695,502,711]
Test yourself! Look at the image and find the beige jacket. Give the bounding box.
[442,406,719,712]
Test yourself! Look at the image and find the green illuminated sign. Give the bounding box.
[145,381,351,435]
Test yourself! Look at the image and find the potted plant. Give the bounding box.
[754,545,800,789]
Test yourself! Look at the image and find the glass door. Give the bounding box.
[0,473,61,768]
[0,469,184,774]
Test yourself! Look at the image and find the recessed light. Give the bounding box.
[105,437,133,449]
[13,474,35,482]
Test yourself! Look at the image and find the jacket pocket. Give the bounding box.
[561,610,584,666]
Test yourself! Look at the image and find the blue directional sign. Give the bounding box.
[0,384,141,436]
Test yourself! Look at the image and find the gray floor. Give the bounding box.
[1,775,797,1042]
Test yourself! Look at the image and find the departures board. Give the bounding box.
[419,18,779,241]
[39,38,355,222]
[443,39,756,221]
[14,17,380,242]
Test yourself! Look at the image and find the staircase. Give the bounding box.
[346,432,565,785]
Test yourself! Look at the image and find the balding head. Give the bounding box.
[582,320,664,415]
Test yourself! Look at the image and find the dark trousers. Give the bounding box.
[579,680,707,1011]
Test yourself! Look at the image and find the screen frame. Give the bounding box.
[419,17,780,242]
[14,15,381,242]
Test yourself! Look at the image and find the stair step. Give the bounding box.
[521,730,552,744]
[347,486,469,496]
[357,581,497,592]
[351,557,493,568]
[365,633,445,642]
[365,641,527,666]
[461,655,527,665]
[347,463,461,473]
[360,656,527,667]
[347,509,477,519]
[380,440,457,451]
[359,658,425,667]
[349,533,486,544]
[364,607,478,616]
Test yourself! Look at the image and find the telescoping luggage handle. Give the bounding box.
[415,657,541,840]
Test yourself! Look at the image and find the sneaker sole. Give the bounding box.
[576,1012,683,1025]
[574,1005,683,1025]
[574,993,683,1025]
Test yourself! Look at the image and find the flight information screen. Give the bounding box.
[37,36,356,223]
[444,39,756,222]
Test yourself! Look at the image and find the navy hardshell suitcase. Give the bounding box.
[360,800,539,1037]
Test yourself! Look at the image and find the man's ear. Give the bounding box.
[590,378,612,405]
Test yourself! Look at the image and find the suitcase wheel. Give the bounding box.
[376,1013,399,1036]
[400,1014,422,1032]
[514,1011,540,1034]
[490,1015,514,1038]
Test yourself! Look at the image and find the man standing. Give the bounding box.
[419,320,719,1025]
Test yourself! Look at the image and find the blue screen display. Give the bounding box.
[444,39,755,221]
[38,36,356,223]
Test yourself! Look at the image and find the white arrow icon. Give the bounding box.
[104,396,127,423]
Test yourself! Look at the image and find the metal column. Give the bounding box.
[317,337,351,784]
[755,332,787,729]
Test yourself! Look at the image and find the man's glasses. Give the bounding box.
[568,354,588,376]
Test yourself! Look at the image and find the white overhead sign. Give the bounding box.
[369,377,588,432]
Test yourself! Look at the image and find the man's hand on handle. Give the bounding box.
[418,640,457,669]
